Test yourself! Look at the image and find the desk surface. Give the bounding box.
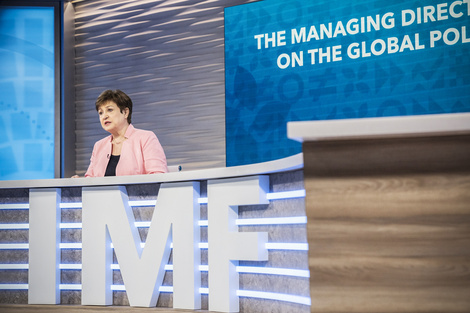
[287,112,470,142]
[0,153,303,189]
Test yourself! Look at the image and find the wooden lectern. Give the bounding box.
[288,113,470,313]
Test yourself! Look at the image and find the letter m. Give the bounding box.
[81,182,200,309]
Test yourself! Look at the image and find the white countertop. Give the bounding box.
[287,113,470,142]
[0,153,303,189]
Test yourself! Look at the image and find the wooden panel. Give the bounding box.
[304,135,470,313]
[303,135,470,176]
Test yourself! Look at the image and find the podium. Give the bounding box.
[288,113,470,313]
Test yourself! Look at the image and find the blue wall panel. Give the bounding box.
[0,6,55,180]
[225,0,470,166]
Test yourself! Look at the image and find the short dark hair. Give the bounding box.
[95,89,132,124]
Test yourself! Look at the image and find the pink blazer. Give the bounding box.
[85,124,168,177]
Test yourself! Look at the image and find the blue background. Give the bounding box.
[0,7,55,180]
[225,0,470,166]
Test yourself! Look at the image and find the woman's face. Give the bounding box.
[97,101,129,134]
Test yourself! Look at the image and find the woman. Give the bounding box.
[83,89,168,177]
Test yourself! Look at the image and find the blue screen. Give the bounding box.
[0,6,55,180]
[225,0,470,166]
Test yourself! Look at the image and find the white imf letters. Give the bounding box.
[81,182,200,308]
[28,188,61,304]
[207,176,269,312]
[27,175,269,312]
